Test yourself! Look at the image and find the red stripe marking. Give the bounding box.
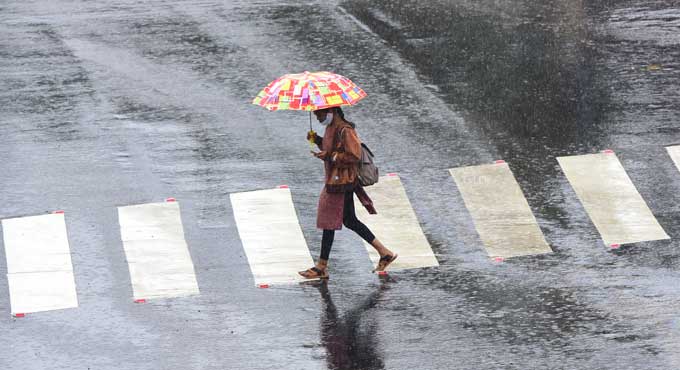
[54,210,65,214]
[258,284,270,289]
[610,244,621,249]
[377,271,388,276]
[165,197,176,202]
[495,160,506,164]
[13,313,25,318]
[493,257,505,262]
[277,185,289,189]
[603,149,614,154]
[134,299,146,303]
[386,173,398,177]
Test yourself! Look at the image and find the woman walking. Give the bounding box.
[299,107,397,279]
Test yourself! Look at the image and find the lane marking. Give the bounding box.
[354,174,439,270]
[230,187,315,286]
[449,162,552,258]
[118,201,199,300]
[557,152,669,246]
[666,145,680,173]
[2,213,78,315]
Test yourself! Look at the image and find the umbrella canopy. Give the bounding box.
[252,71,367,111]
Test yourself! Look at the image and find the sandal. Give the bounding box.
[374,253,398,272]
[298,266,329,280]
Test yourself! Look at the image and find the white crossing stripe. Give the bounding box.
[118,201,199,300]
[666,145,680,173]
[354,175,439,270]
[557,152,669,246]
[449,162,552,258]
[2,213,78,315]
[230,188,315,285]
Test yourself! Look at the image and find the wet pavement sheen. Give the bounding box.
[1,0,680,369]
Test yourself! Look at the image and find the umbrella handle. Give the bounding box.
[308,111,316,149]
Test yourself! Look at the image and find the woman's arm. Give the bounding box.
[331,128,361,168]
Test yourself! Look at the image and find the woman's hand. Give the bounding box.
[311,150,329,160]
[306,130,317,141]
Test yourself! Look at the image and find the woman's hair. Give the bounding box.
[333,106,355,128]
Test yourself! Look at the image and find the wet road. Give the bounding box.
[1,0,680,369]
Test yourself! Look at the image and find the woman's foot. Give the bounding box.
[373,253,398,272]
[298,266,329,279]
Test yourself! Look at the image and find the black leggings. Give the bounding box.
[320,191,376,260]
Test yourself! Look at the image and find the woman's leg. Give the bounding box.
[342,191,394,258]
[319,229,335,266]
[298,230,334,278]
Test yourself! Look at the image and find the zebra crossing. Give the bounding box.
[557,151,670,247]
[230,186,316,287]
[3,148,679,317]
[2,212,78,316]
[355,174,439,269]
[118,200,200,301]
[450,161,552,260]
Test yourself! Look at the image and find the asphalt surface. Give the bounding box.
[1,1,680,369]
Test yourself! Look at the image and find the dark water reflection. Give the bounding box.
[316,281,387,370]
[343,0,612,144]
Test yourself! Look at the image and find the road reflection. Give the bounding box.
[344,0,612,144]
[316,280,388,370]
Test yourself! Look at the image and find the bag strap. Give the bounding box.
[361,142,374,157]
[333,125,351,153]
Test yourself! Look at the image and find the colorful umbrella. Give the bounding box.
[252,71,367,112]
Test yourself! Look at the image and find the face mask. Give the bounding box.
[320,112,333,126]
